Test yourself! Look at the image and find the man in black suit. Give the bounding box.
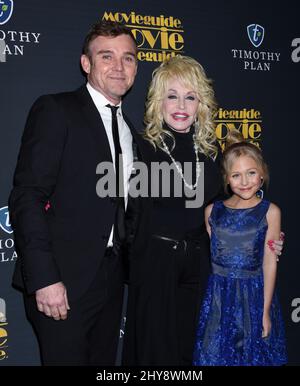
[9,21,138,365]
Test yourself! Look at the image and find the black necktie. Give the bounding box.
[106,104,125,250]
[106,104,124,200]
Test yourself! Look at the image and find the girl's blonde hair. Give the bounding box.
[222,130,269,193]
[144,55,218,159]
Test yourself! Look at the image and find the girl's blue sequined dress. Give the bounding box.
[193,200,287,366]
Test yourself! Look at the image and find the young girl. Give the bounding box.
[193,132,287,366]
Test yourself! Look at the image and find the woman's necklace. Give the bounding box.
[159,134,201,190]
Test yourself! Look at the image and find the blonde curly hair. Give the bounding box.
[144,55,218,159]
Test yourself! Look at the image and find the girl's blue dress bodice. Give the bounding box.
[193,200,287,366]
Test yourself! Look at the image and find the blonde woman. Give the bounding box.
[123,56,223,365]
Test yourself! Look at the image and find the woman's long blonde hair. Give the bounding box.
[144,55,218,159]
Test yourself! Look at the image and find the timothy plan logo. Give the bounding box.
[0,0,13,25]
[0,205,17,263]
[231,23,280,71]
[0,0,41,63]
[247,24,264,48]
[0,206,12,234]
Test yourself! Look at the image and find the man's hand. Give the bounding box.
[35,282,70,320]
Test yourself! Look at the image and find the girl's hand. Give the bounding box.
[262,312,272,338]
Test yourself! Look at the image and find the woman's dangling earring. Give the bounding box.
[194,117,199,130]
[257,177,264,199]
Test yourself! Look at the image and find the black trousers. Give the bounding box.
[123,233,210,366]
[23,249,124,366]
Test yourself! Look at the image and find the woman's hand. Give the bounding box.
[267,231,285,261]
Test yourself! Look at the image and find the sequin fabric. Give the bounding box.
[193,200,287,366]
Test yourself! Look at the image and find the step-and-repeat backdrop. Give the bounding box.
[0,0,299,365]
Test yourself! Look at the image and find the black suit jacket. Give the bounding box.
[9,85,140,300]
[124,139,224,284]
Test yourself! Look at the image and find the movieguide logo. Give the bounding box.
[215,108,263,150]
[102,11,184,62]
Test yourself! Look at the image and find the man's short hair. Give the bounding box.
[82,20,137,57]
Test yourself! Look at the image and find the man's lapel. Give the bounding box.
[123,112,143,163]
[75,85,113,163]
